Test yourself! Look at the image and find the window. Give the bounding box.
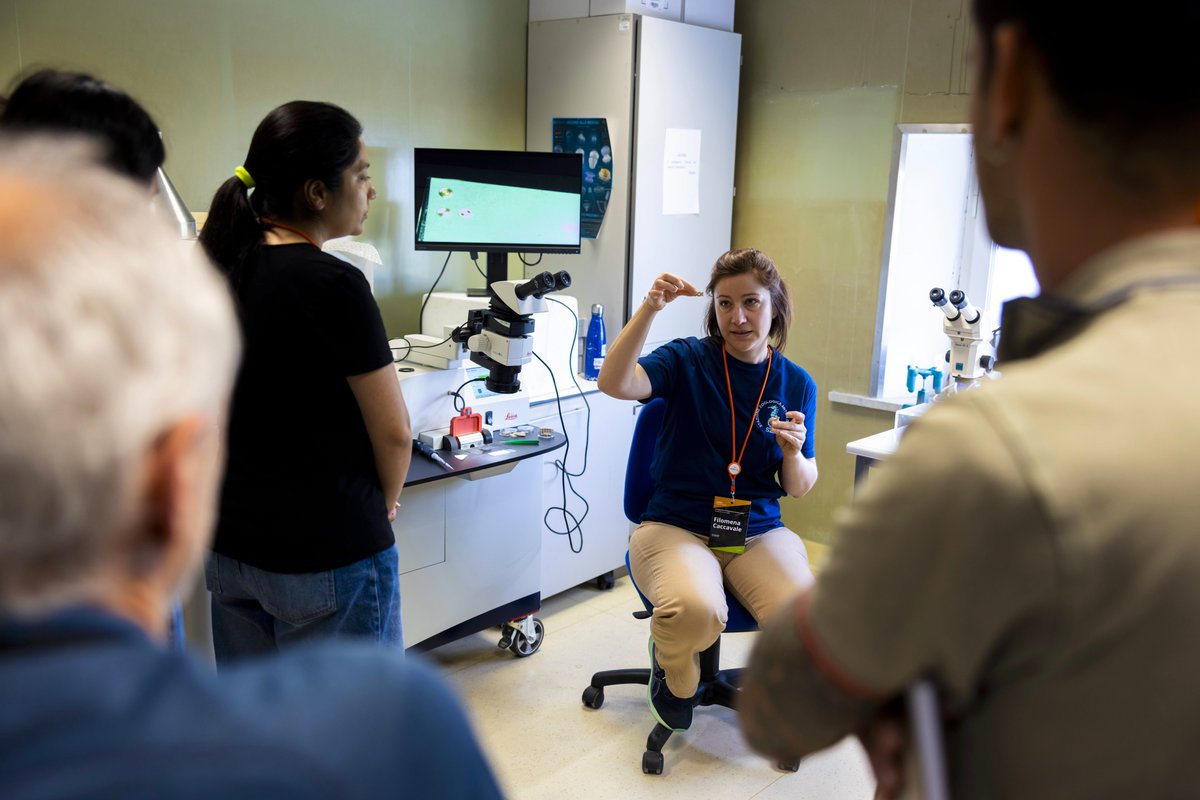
[870,125,1038,400]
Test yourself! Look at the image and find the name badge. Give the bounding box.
[709,496,750,553]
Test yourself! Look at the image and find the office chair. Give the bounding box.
[580,397,800,775]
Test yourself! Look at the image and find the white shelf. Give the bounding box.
[828,391,909,414]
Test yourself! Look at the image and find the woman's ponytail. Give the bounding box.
[199,173,262,284]
[198,101,362,284]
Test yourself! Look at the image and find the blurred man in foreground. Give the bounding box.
[740,2,1200,797]
[0,138,502,799]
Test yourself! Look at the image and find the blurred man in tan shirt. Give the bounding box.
[740,2,1200,797]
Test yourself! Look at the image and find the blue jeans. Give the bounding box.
[206,547,402,665]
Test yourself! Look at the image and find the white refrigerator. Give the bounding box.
[527,13,742,351]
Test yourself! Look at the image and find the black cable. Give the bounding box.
[546,298,591,477]
[418,251,454,335]
[532,298,594,556]
[469,252,488,282]
[518,252,544,267]
[391,340,412,362]
[391,323,467,364]
[449,376,486,413]
[533,351,588,554]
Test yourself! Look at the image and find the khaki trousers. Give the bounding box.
[628,521,814,698]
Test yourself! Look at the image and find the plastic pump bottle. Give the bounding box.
[585,303,607,380]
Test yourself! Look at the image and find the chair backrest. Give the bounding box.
[624,397,667,524]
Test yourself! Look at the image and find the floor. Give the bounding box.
[426,574,876,800]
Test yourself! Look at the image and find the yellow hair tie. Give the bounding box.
[234,166,255,189]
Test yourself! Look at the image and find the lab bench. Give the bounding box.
[395,364,634,655]
[183,364,633,660]
[397,433,565,654]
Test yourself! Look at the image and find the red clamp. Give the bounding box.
[449,406,483,438]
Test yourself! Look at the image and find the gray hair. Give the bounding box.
[0,135,240,611]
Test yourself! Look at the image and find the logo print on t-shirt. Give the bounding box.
[756,400,788,435]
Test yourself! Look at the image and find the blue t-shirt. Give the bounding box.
[638,336,817,536]
[0,608,503,799]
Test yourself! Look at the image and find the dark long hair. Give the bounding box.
[0,69,164,183]
[199,101,362,280]
[703,248,793,353]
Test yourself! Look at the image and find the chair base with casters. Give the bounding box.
[580,555,801,775]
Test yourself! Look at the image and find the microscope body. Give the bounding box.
[930,287,993,390]
[455,270,571,394]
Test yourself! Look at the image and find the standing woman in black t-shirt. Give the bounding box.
[199,101,412,661]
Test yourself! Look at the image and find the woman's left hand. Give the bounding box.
[769,411,807,458]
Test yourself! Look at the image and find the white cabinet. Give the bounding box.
[531,389,635,598]
[395,457,543,650]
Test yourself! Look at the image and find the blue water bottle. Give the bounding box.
[584,303,607,380]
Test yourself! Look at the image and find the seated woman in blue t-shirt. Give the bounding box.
[598,248,818,732]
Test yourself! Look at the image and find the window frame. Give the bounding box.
[869,123,1037,400]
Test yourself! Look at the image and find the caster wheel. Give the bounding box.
[642,750,664,775]
[582,685,605,709]
[508,618,545,657]
[595,572,615,590]
[779,760,800,772]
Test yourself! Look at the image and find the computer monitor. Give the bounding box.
[414,148,582,286]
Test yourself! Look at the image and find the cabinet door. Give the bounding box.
[532,392,635,598]
[392,482,446,576]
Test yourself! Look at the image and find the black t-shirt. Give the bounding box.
[213,244,395,573]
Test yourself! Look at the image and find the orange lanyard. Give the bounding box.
[720,343,773,498]
[260,217,319,248]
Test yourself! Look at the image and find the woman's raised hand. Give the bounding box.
[646,272,702,311]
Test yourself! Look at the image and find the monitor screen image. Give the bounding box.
[414,148,582,254]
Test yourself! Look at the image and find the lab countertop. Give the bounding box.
[845,428,905,461]
[405,432,566,487]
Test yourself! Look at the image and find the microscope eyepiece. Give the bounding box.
[931,286,961,320]
[514,271,556,300]
[948,290,981,323]
[515,270,574,300]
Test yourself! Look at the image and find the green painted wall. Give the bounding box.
[1,0,976,546]
[0,0,528,334]
[733,0,973,545]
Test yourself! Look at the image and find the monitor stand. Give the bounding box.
[467,252,510,298]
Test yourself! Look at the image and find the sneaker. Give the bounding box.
[647,637,693,732]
